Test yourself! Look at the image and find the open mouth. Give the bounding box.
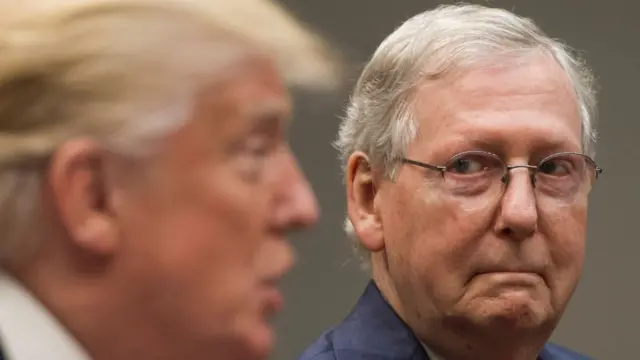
[260,284,285,317]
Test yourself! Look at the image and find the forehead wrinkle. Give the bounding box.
[409,57,581,159]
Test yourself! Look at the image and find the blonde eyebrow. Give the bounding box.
[246,99,291,127]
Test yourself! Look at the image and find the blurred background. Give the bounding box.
[274,1,638,359]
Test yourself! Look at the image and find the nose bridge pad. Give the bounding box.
[501,172,510,185]
[530,172,537,187]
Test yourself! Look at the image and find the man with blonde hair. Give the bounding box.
[0,1,339,359]
[300,4,599,360]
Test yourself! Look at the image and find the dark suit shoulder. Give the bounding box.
[542,343,593,359]
[298,325,427,360]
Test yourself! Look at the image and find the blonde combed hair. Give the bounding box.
[0,0,341,263]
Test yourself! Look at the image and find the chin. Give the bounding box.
[247,332,274,360]
[220,284,283,360]
[470,293,552,330]
[230,317,275,360]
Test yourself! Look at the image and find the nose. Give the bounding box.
[272,151,320,232]
[494,168,538,240]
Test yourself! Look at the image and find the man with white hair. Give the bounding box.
[300,4,600,360]
[0,0,339,359]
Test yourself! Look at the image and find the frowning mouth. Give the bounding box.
[472,271,546,286]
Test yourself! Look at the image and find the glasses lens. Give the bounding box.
[443,151,505,196]
[535,153,595,198]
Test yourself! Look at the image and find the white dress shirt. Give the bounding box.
[0,271,91,360]
[421,341,444,360]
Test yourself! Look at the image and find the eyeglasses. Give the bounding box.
[402,151,603,201]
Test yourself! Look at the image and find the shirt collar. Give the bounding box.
[420,341,444,360]
[0,271,91,360]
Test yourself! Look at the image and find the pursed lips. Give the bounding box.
[472,266,547,285]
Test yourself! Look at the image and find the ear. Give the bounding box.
[345,151,384,252]
[48,139,121,256]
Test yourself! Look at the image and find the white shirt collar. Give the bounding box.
[0,271,91,360]
[420,341,444,360]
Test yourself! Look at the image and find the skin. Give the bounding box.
[13,55,317,360]
[347,53,591,360]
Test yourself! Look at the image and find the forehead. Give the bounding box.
[157,55,291,165]
[410,53,582,157]
[192,56,291,136]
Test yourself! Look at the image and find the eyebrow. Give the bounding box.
[246,99,291,132]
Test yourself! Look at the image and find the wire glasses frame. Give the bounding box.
[402,151,603,199]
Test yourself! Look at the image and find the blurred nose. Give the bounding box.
[272,150,320,232]
[494,167,538,240]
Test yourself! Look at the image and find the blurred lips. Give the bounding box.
[261,283,285,315]
[260,270,291,316]
[257,237,296,315]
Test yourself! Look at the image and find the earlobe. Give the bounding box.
[48,139,120,256]
[345,152,385,252]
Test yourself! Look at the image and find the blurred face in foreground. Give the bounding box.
[47,55,319,360]
[2,1,338,359]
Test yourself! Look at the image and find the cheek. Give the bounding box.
[166,175,269,278]
[120,166,272,296]
[540,201,588,274]
[116,169,274,339]
[382,182,498,287]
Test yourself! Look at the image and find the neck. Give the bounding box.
[11,255,223,360]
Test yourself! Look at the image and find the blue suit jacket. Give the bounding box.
[299,281,591,360]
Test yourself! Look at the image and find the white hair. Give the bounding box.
[0,0,341,264]
[335,4,598,265]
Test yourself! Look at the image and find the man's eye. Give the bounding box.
[539,159,571,176]
[447,157,486,174]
